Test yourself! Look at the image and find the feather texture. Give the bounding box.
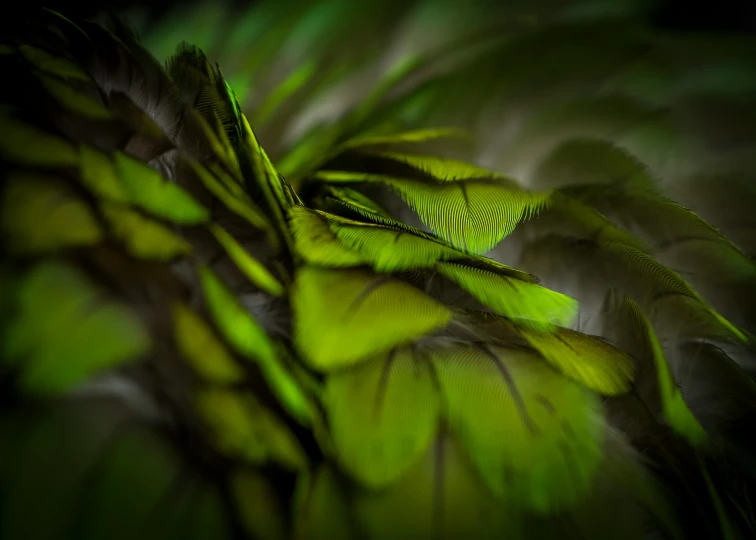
[2,2,756,539]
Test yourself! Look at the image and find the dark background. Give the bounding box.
[16,0,756,34]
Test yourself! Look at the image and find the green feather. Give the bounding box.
[324,347,441,488]
[114,153,210,224]
[291,266,451,369]
[0,116,78,167]
[436,261,578,329]
[518,325,635,395]
[623,298,709,447]
[288,206,367,267]
[1,174,103,254]
[196,388,307,469]
[207,222,284,296]
[315,171,549,253]
[432,343,605,512]
[101,202,192,261]
[172,301,244,384]
[2,261,151,395]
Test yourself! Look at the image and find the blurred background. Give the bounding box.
[23,0,756,35]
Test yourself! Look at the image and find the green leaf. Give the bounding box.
[2,261,151,394]
[79,145,131,202]
[315,172,549,253]
[197,388,307,470]
[207,223,285,296]
[623,298,709,447]
[292,266,451,370]
[114,152,210,224]
[1,174,103,254]
[288,205,366,267]
[518,326,635,395]
[37,73,113,119]
[324,347,441,488]
[199,266,312,424]
[101,202,192,261]
[436,261,577,329]
[431,344,605,512]
[0,116,78,167]
[172,301,244,384]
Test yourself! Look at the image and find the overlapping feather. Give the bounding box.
[1,1,755,539]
